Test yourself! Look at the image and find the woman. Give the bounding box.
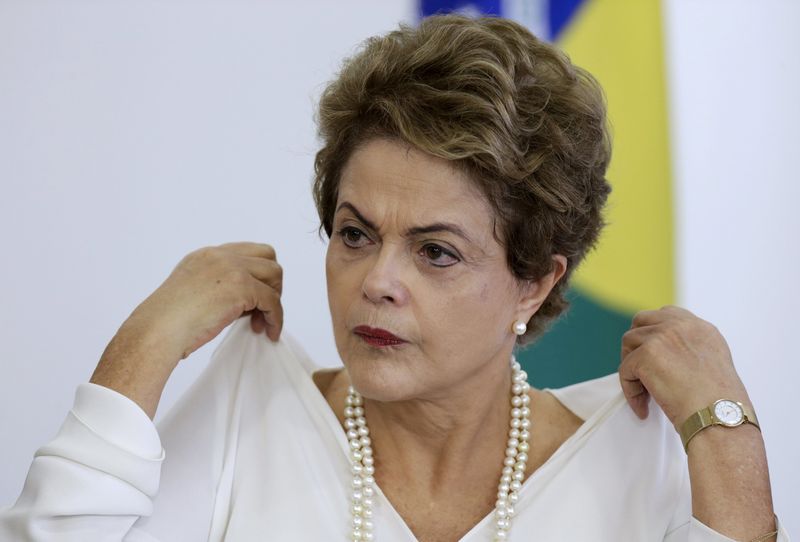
[0,14,788,542]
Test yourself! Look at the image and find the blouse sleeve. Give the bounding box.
[663,460,791,542]
[0,318,250,541]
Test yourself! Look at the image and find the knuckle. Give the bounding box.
[261,243,277,259]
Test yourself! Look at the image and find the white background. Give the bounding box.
[1,0,797,535]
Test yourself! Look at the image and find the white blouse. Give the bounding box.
[0,317,790,541]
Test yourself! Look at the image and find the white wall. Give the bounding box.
[0,0,415,504]
[1,0,797,533]
[664,0,800,534]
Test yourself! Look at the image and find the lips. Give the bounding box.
[353,325,407,346]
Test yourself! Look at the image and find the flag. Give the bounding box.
[420,0,674,387]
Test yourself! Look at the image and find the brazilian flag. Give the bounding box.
[420,0,673,387]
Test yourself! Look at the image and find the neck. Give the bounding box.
[358,350,514,493]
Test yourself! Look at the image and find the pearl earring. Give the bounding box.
[512,320,527,335]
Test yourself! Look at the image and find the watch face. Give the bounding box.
[714,400,744,426]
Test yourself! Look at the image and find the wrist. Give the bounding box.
[679,397,760,453]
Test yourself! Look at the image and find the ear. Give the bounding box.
[515,255,568,320]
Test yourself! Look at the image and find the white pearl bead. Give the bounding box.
[363,486,374,497]
[509,428,520,439]
[353,406,364,417]
[510,480,522,492]
[507,437,519,448]
[511,395,522,407]
[519,430,530,441]
[345,418,357,429]
[347,429,359,440]
[505,447,517,458]
[520,418,531,430]
[344,406,355,417]
[516,452,528,463]
[358,426,369,436]
[356,416,367,427]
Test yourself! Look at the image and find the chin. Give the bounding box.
[337,338,420,403]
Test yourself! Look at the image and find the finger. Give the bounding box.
[620,323,659,358]
[250,281,284,342]
[218,241,277,261]
[238,255,283,295]
[631,305,694,328]
[249,310,266,333]
[619,370,650,420]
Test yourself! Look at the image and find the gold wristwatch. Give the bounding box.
[679,399,760,453]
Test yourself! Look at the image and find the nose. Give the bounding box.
[361,244,410,306]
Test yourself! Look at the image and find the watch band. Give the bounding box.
[679,399,760,453]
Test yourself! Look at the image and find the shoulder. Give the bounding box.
[542,372,622,421]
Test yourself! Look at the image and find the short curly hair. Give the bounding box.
[313,14,612,345]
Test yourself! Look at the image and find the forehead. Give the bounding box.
[337,139,494,229]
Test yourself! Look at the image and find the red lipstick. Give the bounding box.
[353,326,407,347]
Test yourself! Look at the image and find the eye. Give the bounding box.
[337,226,372,248]
[420,243,460,267]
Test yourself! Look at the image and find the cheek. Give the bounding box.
[326,249,362,325]
[418,280,511,351]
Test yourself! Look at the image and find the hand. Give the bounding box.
[618,305,750,432]
[129,241,284,361]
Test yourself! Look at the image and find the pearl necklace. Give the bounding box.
[344,357,531,541]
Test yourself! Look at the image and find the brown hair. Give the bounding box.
[313,14,612,345]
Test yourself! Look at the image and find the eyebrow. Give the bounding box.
[335,201,476,246]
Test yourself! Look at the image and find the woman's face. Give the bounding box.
[325,138,563,401]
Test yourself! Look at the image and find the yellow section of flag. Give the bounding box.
[559,0,674,312]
